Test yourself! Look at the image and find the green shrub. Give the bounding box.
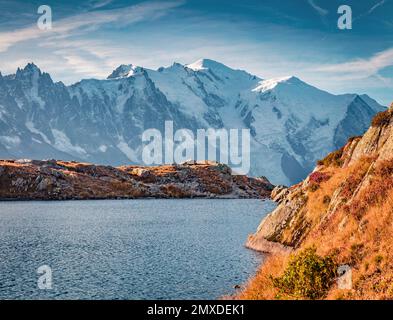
[374,255,383,265]
[309,184,320,192]
[317,147,344,167]
[271,247,337,299]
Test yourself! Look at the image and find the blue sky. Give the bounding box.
[0,0,392,105]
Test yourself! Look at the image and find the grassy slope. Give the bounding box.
[238,108,393,300]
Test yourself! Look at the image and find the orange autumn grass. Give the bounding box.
[237,156,393,300]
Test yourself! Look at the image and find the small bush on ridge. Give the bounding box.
[371,109,392,127]
[271,247,337,299]
[317,148,344,167]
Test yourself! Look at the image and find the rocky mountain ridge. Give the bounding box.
[0,159,273,200]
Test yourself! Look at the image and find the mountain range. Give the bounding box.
[0,59,385,185]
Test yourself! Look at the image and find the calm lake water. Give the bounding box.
[0,199,275,300]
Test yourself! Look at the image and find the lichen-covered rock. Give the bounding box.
[246,186,307,251]
[271,185,289,203]
[348,105,393,165]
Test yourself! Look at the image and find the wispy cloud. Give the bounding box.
[0,1,184,53]
[314,47,393,81]
[367,0,386,15]
[45,39,128,78]
[0,0,390,105]
[307,0,328,16]
[89,0,114,9]
[354,0,387,21]
[62,54,110,78]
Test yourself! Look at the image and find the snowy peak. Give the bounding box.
[107,64,143,79]
[253,76,307,92]
[186,58,229,71]
[186,58,259,81]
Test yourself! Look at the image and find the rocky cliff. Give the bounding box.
[0,160,273,200]
[241,103,393,299]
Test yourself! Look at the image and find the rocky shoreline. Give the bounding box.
[0,159,274,201]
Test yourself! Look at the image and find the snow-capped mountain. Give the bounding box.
[0,59,385,185]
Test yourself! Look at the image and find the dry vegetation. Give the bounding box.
[371,108,392,127]
[238,152,393,300]
[317,147,344,167]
